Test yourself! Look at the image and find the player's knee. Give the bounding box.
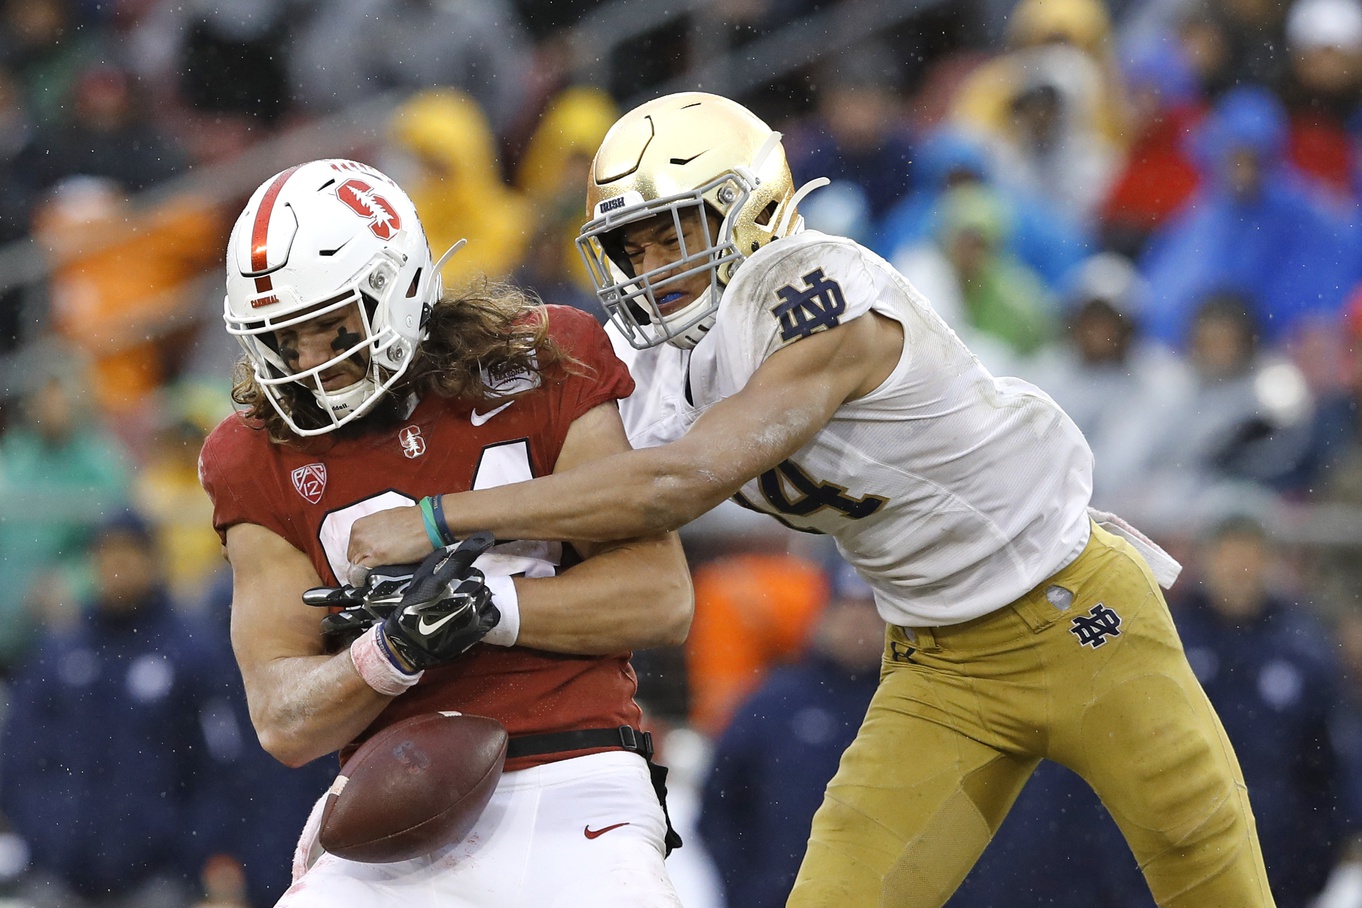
[1112,766,1258,888]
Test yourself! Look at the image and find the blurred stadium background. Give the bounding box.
[1,0,1361,905]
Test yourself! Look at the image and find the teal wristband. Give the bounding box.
[428,493,456,546]
[417,497,444,550]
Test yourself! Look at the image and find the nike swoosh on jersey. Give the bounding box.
[584,822,631,839]
[416,610,460,635]
[470,401,514,426]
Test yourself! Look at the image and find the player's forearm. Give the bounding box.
[442,348,848,543]
[513,533,694,654]
[246,651,392,767]
[443,445,732,543]
[228,525,395,766]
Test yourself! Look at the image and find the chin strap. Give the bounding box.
[310,376,378,429]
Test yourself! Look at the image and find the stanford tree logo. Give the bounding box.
[399,425,426,459]
[337,179,401,240]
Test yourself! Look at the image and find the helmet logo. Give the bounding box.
[291,463,327,504]
[592,190,646,220]
[337,179,402,240]
[398,425,426,459]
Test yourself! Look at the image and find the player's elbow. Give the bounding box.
[257,730,313,768]
[654,607,692,648]
[256,729,318,773]
[637,460,732,535]
[275,751,319,770]
[255,718,330,768]
[650,571,694,648]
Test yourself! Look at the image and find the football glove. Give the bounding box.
[378,531,500,672]
[304,562,421,645]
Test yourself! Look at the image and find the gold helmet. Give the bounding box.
[576,92,826,349]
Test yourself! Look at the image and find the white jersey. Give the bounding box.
[609,231,1095,628]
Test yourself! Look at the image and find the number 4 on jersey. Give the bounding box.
[756,459,887,521]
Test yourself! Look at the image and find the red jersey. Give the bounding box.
[200,306,640,770]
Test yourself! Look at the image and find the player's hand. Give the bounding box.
[304,563,421,644]
[347,504,435,576]
[378,532,500,672]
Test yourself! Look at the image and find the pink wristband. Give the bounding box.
[349,625,423,696]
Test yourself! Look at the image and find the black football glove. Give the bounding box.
[378,531,500,672]
[303,562,422,645]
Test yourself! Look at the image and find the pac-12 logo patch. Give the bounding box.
[772,267,847,342]
[337,179,401,240]
[291,463,327,504]
[1069,603,1122,648]
[399,425,426,459]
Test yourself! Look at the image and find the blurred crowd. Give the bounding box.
[3,0,1362,905]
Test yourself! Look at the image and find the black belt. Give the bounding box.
[505,725,654,761]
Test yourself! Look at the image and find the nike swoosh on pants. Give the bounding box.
[584,822,631,839]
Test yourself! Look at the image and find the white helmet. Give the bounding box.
[224,159,445,436]
[576,92,827,350]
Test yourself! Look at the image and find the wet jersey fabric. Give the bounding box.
[613,230,1094,628]
[201,306,642,771]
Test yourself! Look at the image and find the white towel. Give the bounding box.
[1087,507,1183,590]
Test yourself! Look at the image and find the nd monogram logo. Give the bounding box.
[291,463,327,504]
[399,425,426,459]
[1069,603,1123,648]
[772,267,847,342]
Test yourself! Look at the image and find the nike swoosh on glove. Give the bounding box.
[378,532,501,672]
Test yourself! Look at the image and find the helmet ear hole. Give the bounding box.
[755,200,778,227]
[599,229,635,278]
[359,291,380,322]
[406,267,422,298]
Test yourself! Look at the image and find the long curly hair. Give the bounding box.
[230,280,582,445]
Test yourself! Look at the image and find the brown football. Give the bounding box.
[318,711,508,863]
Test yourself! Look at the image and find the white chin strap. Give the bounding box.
[662,286,717,350]
[314,377,378,422]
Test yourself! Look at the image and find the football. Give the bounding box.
[318,711,509,863]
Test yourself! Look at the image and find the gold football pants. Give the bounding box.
[788,522,1275,907]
